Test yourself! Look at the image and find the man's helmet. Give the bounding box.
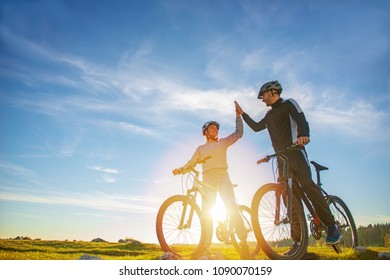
[202,121,220,135]
[258,80,282,99]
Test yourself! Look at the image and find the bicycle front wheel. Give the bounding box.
[156,195,206,259]
[230,205,261,258]
[251,183,308,260]
[327,195,358,252]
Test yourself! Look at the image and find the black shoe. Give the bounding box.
[284,241,300,256]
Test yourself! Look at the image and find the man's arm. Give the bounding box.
[235,101,266,132]
[242,113,267,132]
[287,99,310,145]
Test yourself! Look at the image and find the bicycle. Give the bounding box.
[156,156,260,260]
[251,144,358,260]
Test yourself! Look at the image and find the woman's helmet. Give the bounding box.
[202,121,220,135]
[258,80,282,99]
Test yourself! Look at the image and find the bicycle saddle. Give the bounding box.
[310,161,328,171]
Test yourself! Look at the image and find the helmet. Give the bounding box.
[257,80,282,99]
[202,121,220,135]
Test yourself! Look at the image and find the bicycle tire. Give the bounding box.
[156,195,207,259]
[327,195,358,252]
[230,205,261,257]
[251,183,308,260]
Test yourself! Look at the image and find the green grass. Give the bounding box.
[0,239,388,260]
[0,240,162,260]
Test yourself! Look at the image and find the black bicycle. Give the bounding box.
[251,144,358,260]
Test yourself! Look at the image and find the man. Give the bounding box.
[235,81,341,249]
[172,101,250,259]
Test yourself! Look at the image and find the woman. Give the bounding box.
[172,101,249,259]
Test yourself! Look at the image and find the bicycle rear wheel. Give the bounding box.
[327,195,358,252]
[156,195,206,259]
[230,205,261,258]
[251,183,308,260]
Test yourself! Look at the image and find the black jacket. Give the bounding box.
[242,98,310,152]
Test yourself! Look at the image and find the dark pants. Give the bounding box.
[279,149,335,241]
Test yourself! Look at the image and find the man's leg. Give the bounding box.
[291,151,335,225]
[291,151,341,244]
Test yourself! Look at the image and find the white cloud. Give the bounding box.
[102,174,116,184]
[87,165,119,174]
[241,48,268,71]
[88,165,120,184]
[3,28,389,143]
[0,190,157,214]
[287,82,390,141]
[92,120,157,137]
[0,161,35,177]
[87,165,120,184]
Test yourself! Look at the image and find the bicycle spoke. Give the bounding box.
[157,195,206,259]
[252,184,308,259]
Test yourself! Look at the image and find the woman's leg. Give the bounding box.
[218,173,247,241]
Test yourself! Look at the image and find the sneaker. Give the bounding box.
[326,224,342,245]
[284,241,300,256]
[240,241,250,260]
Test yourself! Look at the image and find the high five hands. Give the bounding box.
[235,101,244,116]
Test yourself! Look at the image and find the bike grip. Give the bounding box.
[173,167,184,175]
[257,156,270,165]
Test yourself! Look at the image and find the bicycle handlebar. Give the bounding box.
[175,156,212,175]
[198,155,212,165]
[256,144,302,165]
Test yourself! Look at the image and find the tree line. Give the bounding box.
[357,223,390,247]
[308,223,390,247]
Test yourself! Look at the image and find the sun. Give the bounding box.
[211,195,227,222]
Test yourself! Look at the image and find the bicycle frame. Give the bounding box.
[177,168,217,231]
[157,157,260,259]
[251,144,358,259]
[264,145,350,235]
[185,168,217,205]
[180,167,252,245]
[277,154,293,225]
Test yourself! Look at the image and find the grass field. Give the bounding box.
[0,239,388,260]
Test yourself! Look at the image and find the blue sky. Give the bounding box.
[0,0,389,243]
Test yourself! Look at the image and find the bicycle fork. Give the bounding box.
[274,156,293,225]
[274,179,293,225]
[274,155,292,225]
[178,193,197,230]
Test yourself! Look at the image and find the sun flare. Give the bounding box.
[211,195,227,222]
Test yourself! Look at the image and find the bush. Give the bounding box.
[118,237,141,244]
[13,236,32,240]
[91,238,107,243]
